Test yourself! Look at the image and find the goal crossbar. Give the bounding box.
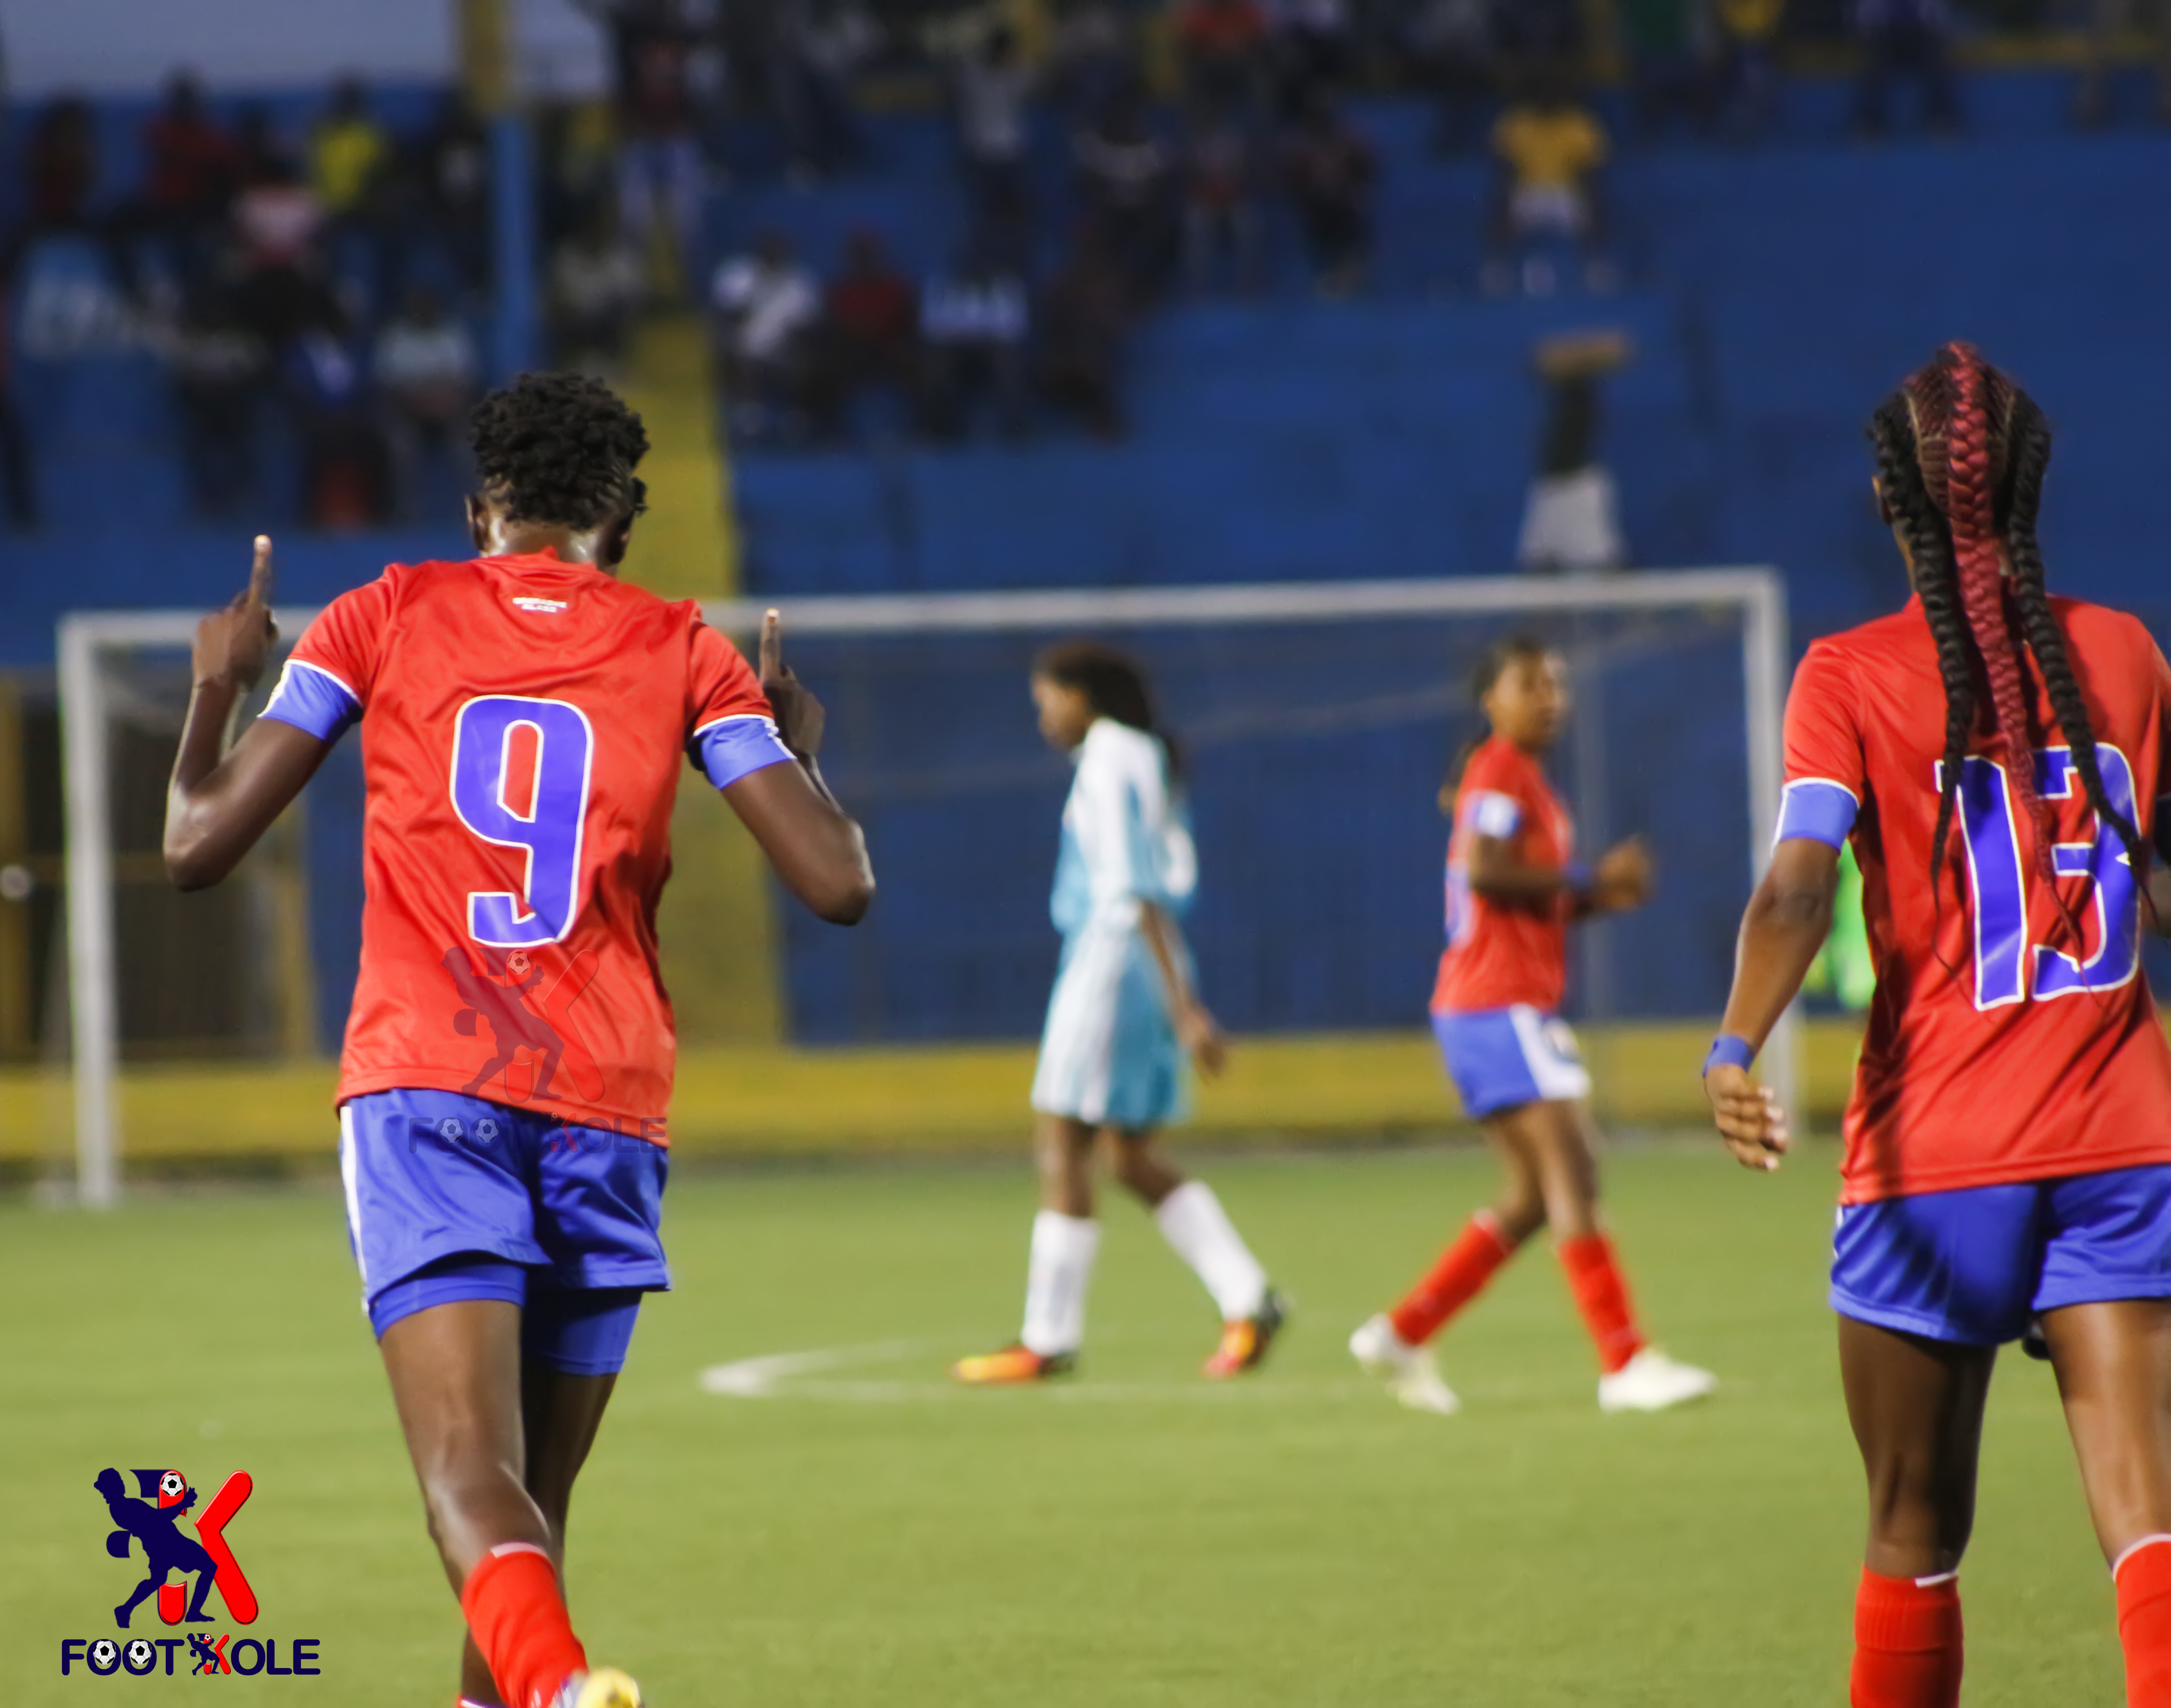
[55,567,1792,1205]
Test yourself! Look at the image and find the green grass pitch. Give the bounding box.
[1,1143,2127,1704]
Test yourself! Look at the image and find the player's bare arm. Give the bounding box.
[1139,899,1227,1077]
[166,536,333,891]
[719,611,874,925]
[1703,836,1837,1171]
[1466,830,1650,914]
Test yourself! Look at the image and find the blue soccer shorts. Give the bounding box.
[1432,1006,1593,1119]
[338,1089,670,1374]
[1831,1165,2171,1346]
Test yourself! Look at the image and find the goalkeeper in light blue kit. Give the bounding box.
[954,640,1288,1383]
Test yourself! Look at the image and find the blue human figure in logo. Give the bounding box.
[95,1468,219,1628]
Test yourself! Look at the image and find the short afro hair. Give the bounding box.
[469,370,650,532]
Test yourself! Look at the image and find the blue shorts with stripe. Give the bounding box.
[338,1090,669,1373]
[1432,1006,1593,1118]
[1832,1165,2171,1346]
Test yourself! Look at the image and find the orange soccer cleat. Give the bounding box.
[1203,1288,1289,1379]
[951,1344,1077,1385]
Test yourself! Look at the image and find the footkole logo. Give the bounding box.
[62,1468,323,1680]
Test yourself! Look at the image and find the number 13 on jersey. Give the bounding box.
[449,696,596,946]
[1943,743,2142,1009]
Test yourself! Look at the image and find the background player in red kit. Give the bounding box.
[1707,343,2171,1708]
[162,373,875,1708]
[1348,637,1717,1415]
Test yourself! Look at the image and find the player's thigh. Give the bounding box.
[1837,1313,1996,1574]
[519,1361,621,1541]
[1503,1099,1599,1225]
[1478,1108,1546,1218]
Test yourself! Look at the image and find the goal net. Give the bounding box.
[52,569,1790,1204]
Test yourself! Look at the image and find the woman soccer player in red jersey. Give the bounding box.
[1348,637,1718,1414]
[162,373,875,1708]
[1707,343,2171,1708]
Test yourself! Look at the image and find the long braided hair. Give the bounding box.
[1870,342,2145,949]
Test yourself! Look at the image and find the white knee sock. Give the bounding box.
[1154,1181,1269,1321]
[1020,1210,1101,1356]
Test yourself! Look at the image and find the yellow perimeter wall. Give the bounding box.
[0,1021,1871,1168]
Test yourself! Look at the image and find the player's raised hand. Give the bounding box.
[758,608,827,760]
[193,534,279,693]
[1704,1062,1789,1173]
[1593,835,1654,911]
[1177,999,1229,1080]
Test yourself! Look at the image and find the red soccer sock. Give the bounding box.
[2116,1536,2171,1706]
[1556,1232,1648,1375]
[1388,1212,1515,1346]
[1851,1568,1962,1708]
[460,1544,586,1708]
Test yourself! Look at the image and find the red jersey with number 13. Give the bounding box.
[1432,735,1575,1015]
[263,552,791,1139]
[1781,595,2171,1203]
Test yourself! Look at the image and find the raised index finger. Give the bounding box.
[247,534,275,608]
[759,608,782,680]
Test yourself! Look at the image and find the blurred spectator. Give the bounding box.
[1493,0,1586,85]
[951,25,1039,263]
[771,1,878,180]
[537,100,621,252]
[1282,96,1376,297]
[1272,0,1355,116]
[130,74,245,293]
[310,78,394,305]
[0,288,39,531]
[807,230,918,440]
[164,284,266,519]
[2076,0,2171,127]
[1518,330,1632,574]
[1048,1,1137,120]
[550,202,647,370]
[24,97,98,235]
[1074,93,1178,302]
[374,285,479,521]
[1712,0,1785,140]
[581,0,708,296]
[284,313,391,528]
[230,156,333,350]
[233,105,290,189]
[1851,0,1960,137]
[1406,0,1501,154]
[1038,227,1130,439]
[920,245,1030,441]
[1184,103,1262,295]
[415,92,492,298]
[1177,0,1271,117]
[1484,73,1611,295]
[1617,0,1712,141]
[711,232,821,442]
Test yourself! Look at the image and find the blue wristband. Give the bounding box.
[1563,861,1595,896]
[1703,1034,1756,1077]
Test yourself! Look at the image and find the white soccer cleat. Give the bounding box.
[558,1667,643,1708]
[1348,1313,1461,1416]
[1598,1348,1718,1413]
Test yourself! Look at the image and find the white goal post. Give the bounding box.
[54,567,1791,1206]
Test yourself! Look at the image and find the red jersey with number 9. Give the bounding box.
[1432,735,1575,1015]
[1779,594,2171,1203]
[261,552,793,1139]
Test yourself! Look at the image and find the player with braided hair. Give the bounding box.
[1705,342,2171,1708]
[162,371,875,1708]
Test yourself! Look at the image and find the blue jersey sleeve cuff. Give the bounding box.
[690,715,796,790]
[1775,779,1858,851]
[260,658,361,745]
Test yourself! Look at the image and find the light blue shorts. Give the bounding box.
[1432,1006,1593,1118]
[1030,923,1185,1130]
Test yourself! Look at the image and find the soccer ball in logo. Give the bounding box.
[158,1470,186,1500]
[125,1641,153,1670]
[89,1640,118,1669]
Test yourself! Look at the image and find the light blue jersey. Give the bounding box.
[1031,719,1197,1128]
